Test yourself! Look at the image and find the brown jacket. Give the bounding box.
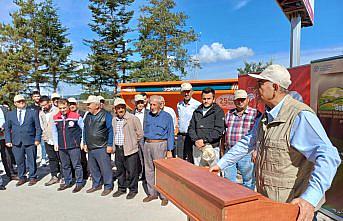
[112,112,143,156]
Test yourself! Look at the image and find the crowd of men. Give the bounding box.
[0,64,341,220]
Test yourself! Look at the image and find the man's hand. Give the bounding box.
[54,145,59,151]
[209,164,221,173]
[106,146,113,154]
[290,198,315,221]
[5,143,12,148]
[34,140,40,146]
[83,145,88,153]
[166,151,173,159]
[195,139,205,149]
[251,150,257,164]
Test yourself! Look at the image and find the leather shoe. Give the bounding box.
[10,175,19,181]
[45,176,59,186]
[72,185,83,193]
[28,178,38,186]
[126,192,137,200]
[86,186,102,193]
[143,195,158,203]
[57,184,73,191]
[112,190,126,197]
[101,189,112,196]
[16,179,27,187]
[161,199,169,206]
[0,185,6,190]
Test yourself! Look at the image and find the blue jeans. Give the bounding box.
[223,153,255,190]
[88,148,113,190]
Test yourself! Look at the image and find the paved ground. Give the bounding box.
[0,163,186,221]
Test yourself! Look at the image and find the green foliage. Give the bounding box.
[237,60,273,75]
[131,0,197,82]
[0,0,73,100]
[83,0,135,93]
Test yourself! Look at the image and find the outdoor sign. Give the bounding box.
[311,56,343,218]
[238,64,311,112]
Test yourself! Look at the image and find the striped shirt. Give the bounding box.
[225,107,258,148]
[114,117,125,146]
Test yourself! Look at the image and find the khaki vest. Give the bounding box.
[255,95,324,209]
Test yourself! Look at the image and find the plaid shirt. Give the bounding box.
[225,106,258,149]
[114,117,125,146]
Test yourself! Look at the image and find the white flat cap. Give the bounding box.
[248,64,292,89]
[67,97,77,103]
[51,92,60,99]
[14,94,26,102]
[113,98,126,107]
[234,90,248,100]
[181,82,192,91]
[134,94,145,102]
[83,95,100,104]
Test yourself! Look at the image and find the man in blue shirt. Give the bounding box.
[210,64,341,221]
[142,95,174,206]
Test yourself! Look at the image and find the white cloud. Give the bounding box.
[197,42,254,64]
[232,0,251,10]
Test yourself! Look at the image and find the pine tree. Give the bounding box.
[39,0,73,91]
[131,0,197,82]
[83,0,134,93]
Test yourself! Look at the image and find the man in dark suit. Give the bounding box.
[4,95,42,186]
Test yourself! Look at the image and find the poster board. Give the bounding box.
[311,56,343,218]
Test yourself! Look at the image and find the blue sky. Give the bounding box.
[1,0,343,95]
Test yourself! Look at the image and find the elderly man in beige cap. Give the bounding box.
[177,82,200,163]
[83,95,114,196]
[111,98,143,200]
[51,92,60,109]
[4,95,42,186]
[221,89,259,190]
[211,64,341,221]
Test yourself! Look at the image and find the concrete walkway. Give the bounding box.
[0,165,186,221]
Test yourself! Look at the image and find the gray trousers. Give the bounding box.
[143,141,167,199]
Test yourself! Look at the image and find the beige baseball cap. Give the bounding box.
[51,92,60,99]
[113,98,126,107]
[83,95,100,104]
[67,97,77,103]
[134,94,145,102]
[234,89,248,100]
[201,145,216,162]
[181,82,192,91]
[14,94,26,102]
[248,64,292,89]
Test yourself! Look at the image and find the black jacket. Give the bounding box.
[188,103,225,148]
[84,109,110,150]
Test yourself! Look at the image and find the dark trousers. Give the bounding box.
[0,139,15,176]
[12,143,37,180]
[138,139,149,195]
[59,148,83,186]
[177,134,194,164]
[88,148,113,190]
[80,149,89,179]
[115,145,139,193]
[44,142,60,177]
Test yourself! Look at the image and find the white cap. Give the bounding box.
[234,89,248,100]
[134,94,145,102]
[113,98,126,107]
[97,95,105,101]
[181,82,192,91]
[248,64,292,89]
[201,145,216,162]
[83,95,100,104]
[67,97,77,103]
[51,92,60,99]
[14,94,26,102]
